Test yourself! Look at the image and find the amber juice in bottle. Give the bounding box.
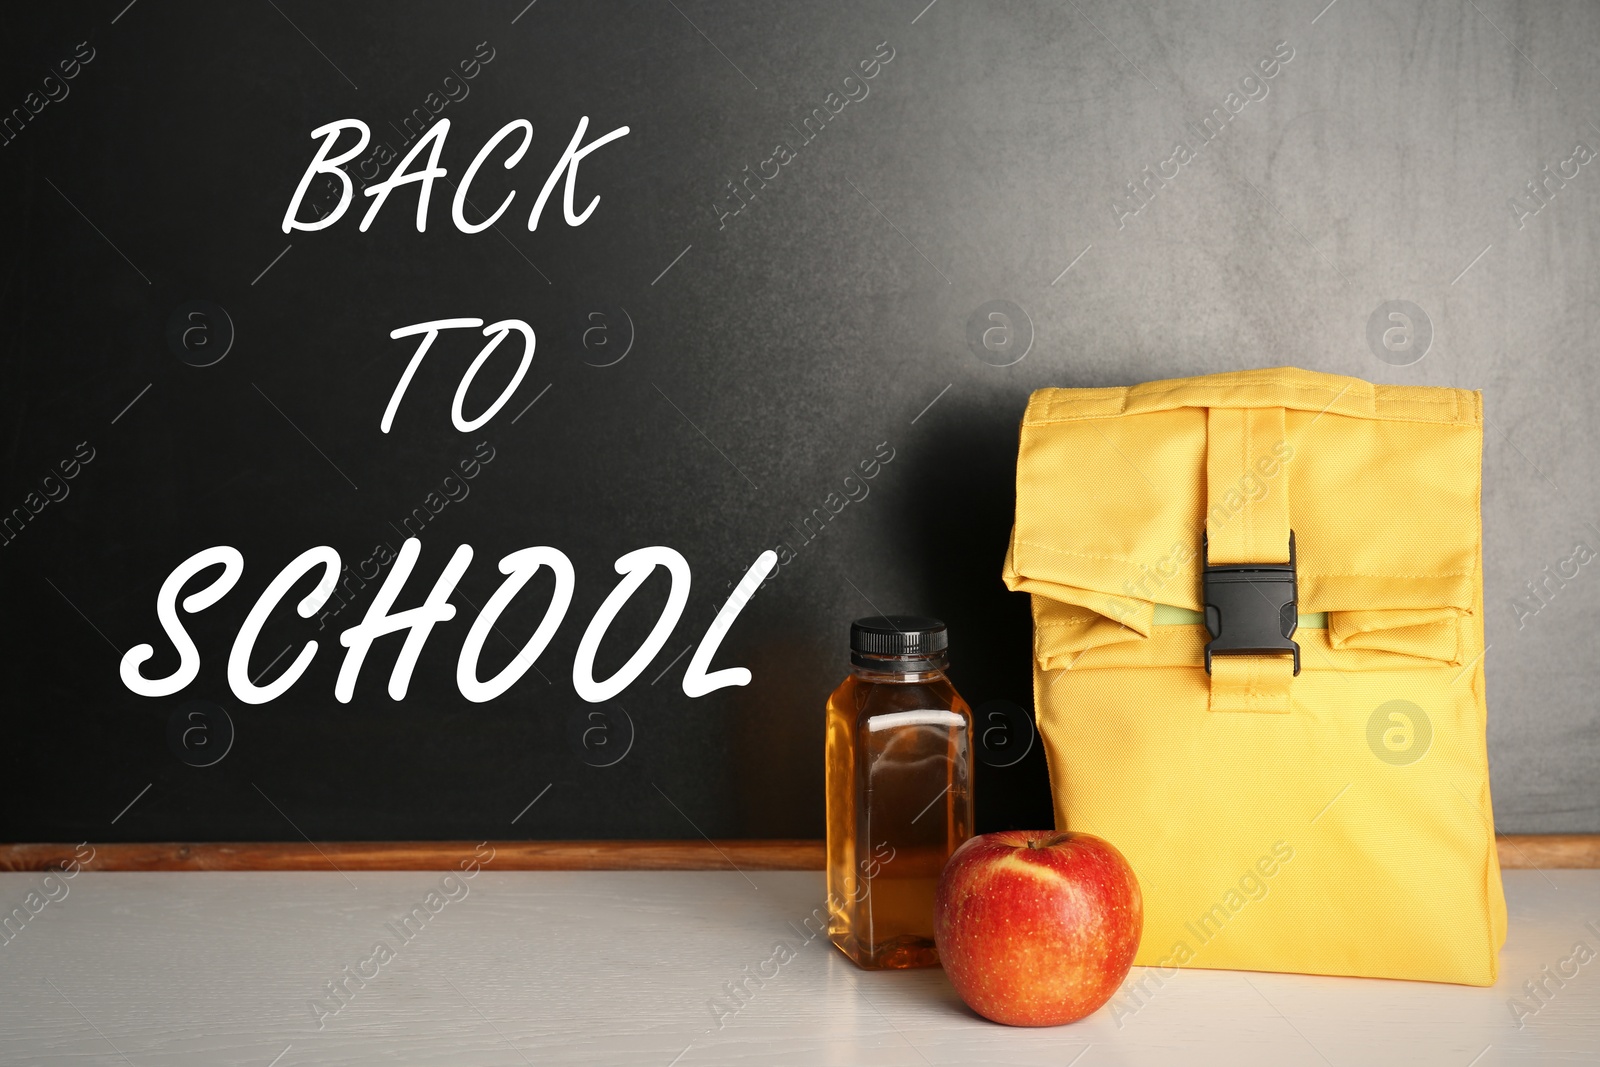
[825,615,973,969]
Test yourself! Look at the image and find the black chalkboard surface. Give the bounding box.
[0,1,1053,843]
[18,0,1597,846]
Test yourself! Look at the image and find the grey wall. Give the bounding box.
[0,0,1593,839]
[887,0,1600,831]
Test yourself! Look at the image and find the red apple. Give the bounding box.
[934,830,1142,1026]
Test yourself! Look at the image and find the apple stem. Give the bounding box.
[1027,833,1072,850]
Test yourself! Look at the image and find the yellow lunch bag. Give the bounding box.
[1001,366,1505,985]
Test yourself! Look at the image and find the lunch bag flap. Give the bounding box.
[1003,367,1481,672]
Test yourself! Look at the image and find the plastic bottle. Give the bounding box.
[825,615,974,969]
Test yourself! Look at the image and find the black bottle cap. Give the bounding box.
[850,615,948,669]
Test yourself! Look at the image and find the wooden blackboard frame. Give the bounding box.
[1,836,1595,871]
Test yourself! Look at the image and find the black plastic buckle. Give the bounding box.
[1203,531,1300,676]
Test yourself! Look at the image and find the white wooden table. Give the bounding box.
[0,869,1594,1065]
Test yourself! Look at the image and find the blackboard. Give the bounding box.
[2,0,1595,844]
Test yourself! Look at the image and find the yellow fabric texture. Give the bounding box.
[1002,366,1505,986]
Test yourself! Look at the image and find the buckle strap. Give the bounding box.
[1205,406,1292,564]
[1208,655,1295,714]
[1203,406,1299,711]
